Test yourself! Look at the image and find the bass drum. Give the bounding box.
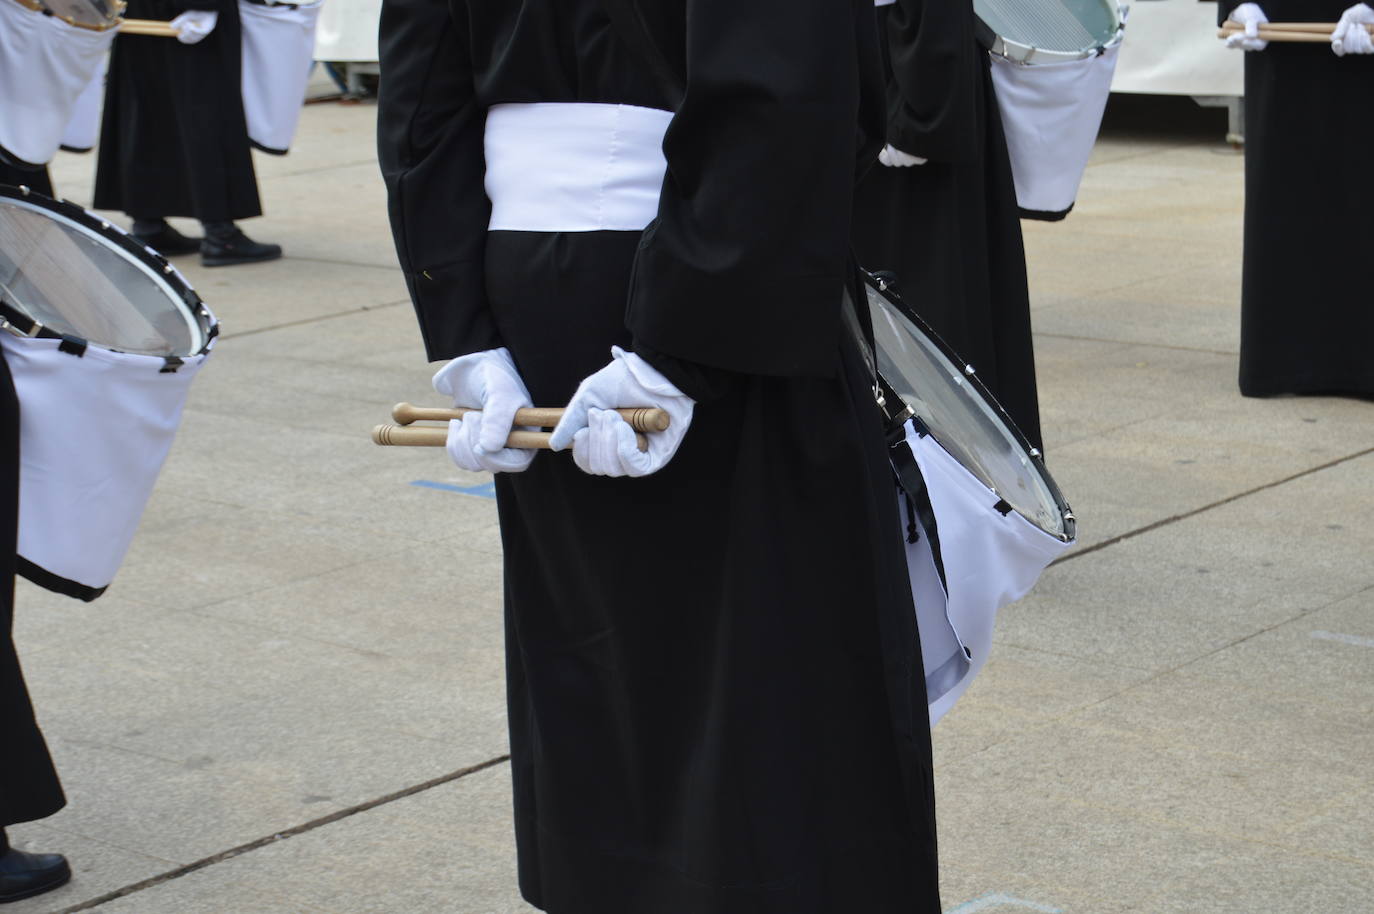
[0,185,216,600]
[861,271,1076,724]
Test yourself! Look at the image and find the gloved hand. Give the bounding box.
[432,347,536,474]
[878,145,928,168]
[549,346,694,478]
[170,10,218,44]
[1225,3,1269,50]
[1332,3,1374,55]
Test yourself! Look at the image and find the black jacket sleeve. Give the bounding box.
[624,0,877,379]
[377,0,498,362]
[883,0,981,163]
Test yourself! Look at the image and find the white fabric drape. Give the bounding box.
[61,58,107,153]
[989,41,1121,218]
[239,0,323,154]
[898,425,1072,724]
[0,1,113,166]
[2,333,210,594]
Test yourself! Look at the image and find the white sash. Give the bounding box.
[484,102,672,233]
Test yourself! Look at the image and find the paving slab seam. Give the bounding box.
[273,255,403,271]
[257,158,387,182]
[217,299,411,341]
[1054,445,1374,566]
[1034,331,1238,358]
[1041,794,1374,870]
[53,755,511,913]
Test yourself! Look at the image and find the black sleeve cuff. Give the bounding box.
[632,341,738,404]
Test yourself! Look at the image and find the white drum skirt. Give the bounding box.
[239,0,324,155]
[0,0,114,167]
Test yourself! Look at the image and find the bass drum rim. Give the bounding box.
[0,183,217,358]
[974,0,1124,64]
[863,269,1076,544]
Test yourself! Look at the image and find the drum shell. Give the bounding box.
[896,424,1071,725]
[989,41,1121,220]
[0,0,114,168]
[239,0,323,155]
[1,332,209,600]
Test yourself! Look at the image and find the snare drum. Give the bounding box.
[977,0,1126,220]
[861,271,1075,724]
[0,0,116,168]
[238,0,324,155]
[0,185,217,600]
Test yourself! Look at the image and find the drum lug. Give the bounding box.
[964,364,976,376]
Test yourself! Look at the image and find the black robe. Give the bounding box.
[0,163,53,199]
[851,0,1042,450]
[1220,1,1374,398]
[378,1,940,911]
[0,346,67,829]
[94,0,262,222]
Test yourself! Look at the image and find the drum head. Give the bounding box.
[38,0,121,28]
[0,186,215,357]
[975,0,1120,60]
[866,274,1074,542]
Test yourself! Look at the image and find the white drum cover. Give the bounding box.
[0,0,114,167]
[1,333,210,598]
[989,41,1121,220]
[239,0,323,154]
[61,57,106,153]
[898,424,1072,725]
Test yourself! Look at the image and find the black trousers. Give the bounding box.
[0,346,66,827]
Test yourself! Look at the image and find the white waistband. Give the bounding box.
[484,102,673,233]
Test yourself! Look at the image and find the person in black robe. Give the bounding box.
[94,0,281,266]
[378,0,940,911]
[0,347,71,904]
[851,0,1043,450]
[1219,1,1374,399]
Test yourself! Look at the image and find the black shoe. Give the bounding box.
[131,223,203,257]
[0,847,71,903]
[201,227,283,267]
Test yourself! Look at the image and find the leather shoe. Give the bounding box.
[0,847,71,903]
[131,223,203,257]
[201,227,283,267]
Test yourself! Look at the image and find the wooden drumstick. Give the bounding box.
[1218,26,1336,43]
[372,424,650,452]
[119,18,180,36]
[1222,20,1372,34]
[391,402,671,433]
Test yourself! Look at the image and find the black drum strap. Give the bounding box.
[598,0,685,109]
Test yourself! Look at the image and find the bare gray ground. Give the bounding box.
[7,94,1371,913]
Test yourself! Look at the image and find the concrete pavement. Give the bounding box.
[6,94,1372,913]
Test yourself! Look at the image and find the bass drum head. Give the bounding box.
[0,186,214,357]
[38,0,121,28]
[975,0,1120,60]
[866,274,1074,542]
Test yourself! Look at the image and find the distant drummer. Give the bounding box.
[94,0,282,266]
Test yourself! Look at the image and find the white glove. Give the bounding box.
[878,145,928,168]
[432,347,536,474]
[170,10,218,44]
[1225,3,1269,50]
[548,346,694,478]
[1332,4,1374,55]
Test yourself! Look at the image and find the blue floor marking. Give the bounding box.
[411,480,497,499]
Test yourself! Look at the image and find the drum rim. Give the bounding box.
[0,183,217,358]
[975,0,1124,63]
[863,270,1077,543]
